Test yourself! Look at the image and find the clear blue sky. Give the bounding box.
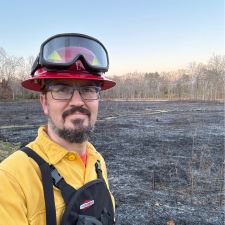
[0,0,224,76]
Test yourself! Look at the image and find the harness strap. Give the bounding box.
[50,165,76,204]
[21,147,57,225]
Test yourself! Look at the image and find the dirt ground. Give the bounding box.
[0,100,224,225]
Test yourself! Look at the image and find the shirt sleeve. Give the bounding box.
[0,169,28,225]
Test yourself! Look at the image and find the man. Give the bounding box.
[0,33,116,225]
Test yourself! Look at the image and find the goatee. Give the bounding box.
[49,106,94,143]
[49,118,94,143]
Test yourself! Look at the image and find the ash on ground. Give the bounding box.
[0,100,224,225]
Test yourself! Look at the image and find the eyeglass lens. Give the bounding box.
[48,85,100,100]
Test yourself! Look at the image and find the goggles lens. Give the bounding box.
[41,34,108,71]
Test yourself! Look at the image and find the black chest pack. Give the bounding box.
[21,147,115,225]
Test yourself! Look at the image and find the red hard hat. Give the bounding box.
[21,34,116,91]
[21,63,116,91]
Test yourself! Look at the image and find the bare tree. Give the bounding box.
[0,49,223,101]
[0,48,24,99]
[0,48,23,82]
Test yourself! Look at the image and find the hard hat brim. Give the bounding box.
[21,70,116,91]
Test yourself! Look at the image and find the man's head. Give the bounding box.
[21,33,116,143]
[40,78,100,143]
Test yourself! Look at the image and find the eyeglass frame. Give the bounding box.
[45,84,101,101]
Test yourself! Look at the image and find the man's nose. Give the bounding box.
[69,90,85,106]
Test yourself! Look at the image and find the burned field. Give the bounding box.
[0,100,224,225]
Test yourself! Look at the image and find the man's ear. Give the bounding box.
[40,93,49,115]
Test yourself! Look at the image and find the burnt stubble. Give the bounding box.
[0,100,224,225]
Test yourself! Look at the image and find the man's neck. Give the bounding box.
[47,125,87,155]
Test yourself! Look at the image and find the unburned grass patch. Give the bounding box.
[0,141,19,162]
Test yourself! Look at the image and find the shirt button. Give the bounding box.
[66,152,76,161]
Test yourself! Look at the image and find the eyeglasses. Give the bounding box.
[31,33,109,75]
[47,84,101,100]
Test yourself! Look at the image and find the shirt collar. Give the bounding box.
[35,125,98,164]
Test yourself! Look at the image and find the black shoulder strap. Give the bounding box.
[49,164,76,204]
[21,146,76,199]
[21,147,57,225]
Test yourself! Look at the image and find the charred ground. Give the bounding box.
[0,100,224,225]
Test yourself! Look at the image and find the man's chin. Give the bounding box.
[65,118,87,128]
[57,125,93,143]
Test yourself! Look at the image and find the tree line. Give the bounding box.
[102,55,225,101]
[0,47,224,101]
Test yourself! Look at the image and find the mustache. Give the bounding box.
[62,106,91,121]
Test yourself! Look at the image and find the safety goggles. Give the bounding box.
[31,33,109,75]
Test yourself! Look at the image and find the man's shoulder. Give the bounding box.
[0,149,39,178]
[87,143,105,159]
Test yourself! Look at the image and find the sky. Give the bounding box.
[0,0,224,76]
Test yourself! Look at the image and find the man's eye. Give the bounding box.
[82,87,96,93]
[54,86,71,92]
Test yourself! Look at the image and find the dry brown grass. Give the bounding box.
[0,141,19,162]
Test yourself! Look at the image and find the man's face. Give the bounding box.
[40,79,99,143]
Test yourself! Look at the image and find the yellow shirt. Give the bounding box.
[0,125,114,225]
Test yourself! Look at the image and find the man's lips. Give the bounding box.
[67,112,87,117]
[62,106,91,121]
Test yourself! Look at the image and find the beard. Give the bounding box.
[48,106,94,143]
